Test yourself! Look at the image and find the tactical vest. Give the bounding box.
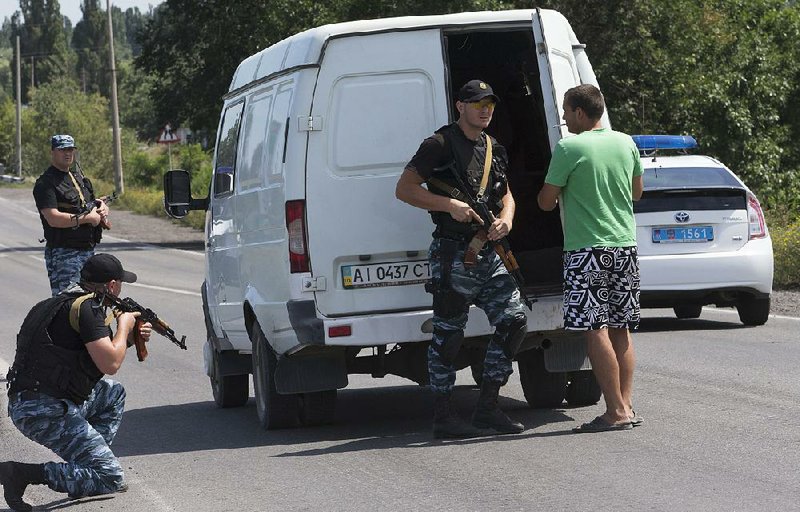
[428,123,509,236]
[35,168,101,249]
[8,292,104,404]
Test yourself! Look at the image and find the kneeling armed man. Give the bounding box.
[1,253,151,511]
[396,80,528,438]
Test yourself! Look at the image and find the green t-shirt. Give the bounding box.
[544,128,644,251]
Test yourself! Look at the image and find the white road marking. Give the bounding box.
[0,195,39,217]
[128,281,201,296]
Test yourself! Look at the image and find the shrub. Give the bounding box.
[771,218,800,288]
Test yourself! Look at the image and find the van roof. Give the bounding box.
[228,9,552,93]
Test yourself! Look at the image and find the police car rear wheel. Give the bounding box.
[673,305,702,319]
[737,296,770,326]
[251,321,300,429]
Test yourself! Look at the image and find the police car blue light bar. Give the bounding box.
[632,135,698,151]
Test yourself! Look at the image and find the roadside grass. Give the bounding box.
[114,186,206,230]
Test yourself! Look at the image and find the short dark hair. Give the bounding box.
[564,84,605,120]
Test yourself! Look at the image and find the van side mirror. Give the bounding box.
[163,169,208,219]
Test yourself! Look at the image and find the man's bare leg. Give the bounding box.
[586,328,630,424]
[609,327,635,412]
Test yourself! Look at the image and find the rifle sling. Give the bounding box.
[476,133,492,201]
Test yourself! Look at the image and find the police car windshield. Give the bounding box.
[643,166,741,190]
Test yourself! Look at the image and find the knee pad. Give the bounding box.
[495,314,527,359]
[432,287,467,319]
[432,328,464,365]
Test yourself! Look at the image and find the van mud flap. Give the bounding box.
[543,334,591,373]
[275,349,348,394]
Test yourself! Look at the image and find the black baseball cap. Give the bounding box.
[457,80,500,103]
[80,254,137,283]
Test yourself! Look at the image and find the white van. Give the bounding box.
[165,8,609,429]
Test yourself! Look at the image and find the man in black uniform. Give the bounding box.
[396,80,528,438]
[1,254,151,511]
[33,134,110,296]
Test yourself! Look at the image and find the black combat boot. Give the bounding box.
[472,380,524,434]
[433,393,487,439]
[0,461,47,512]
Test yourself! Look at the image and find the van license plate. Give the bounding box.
[342,260,431,289]
[652,225,714,243]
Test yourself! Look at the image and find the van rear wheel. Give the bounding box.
[251,321,300,429]
[564,370,601,407]
[517,349,566,408]
[210,346,249,408]
[299,390,337,426]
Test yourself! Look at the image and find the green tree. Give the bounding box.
[11,0,75,102]
[72,0,131,96]
[22,77,114,179]
[545,0,800,210]
[117,59,159,137]
[0,97,16,167]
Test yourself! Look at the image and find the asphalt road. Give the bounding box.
[2,191,800,511]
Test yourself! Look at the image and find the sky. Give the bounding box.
[0,0,165,25]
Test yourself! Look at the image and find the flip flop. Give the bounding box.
[572,415,633,433]
[630,410,643,427]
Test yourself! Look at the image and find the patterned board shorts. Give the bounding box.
[563,246,640,331]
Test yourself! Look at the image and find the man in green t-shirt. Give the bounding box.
[538,84,644,433]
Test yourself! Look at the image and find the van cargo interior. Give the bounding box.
[444,28,564,295]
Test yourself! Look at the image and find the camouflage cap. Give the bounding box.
[51,134,77,150]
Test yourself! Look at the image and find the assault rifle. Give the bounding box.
[429,164,535,310]
[73,192,117,230]
[100,293,188,362]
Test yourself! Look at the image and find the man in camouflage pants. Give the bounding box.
[1,254,150,511]
[33,134,110,296]
[396,80,528,438]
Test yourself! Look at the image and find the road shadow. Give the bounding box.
[112,385,577,458]
[638,315,744,333]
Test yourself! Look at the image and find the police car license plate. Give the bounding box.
[342,260,431,289]
[652,225,714,243]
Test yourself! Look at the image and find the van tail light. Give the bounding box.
[747,193,767,240]
[286,200,310,272]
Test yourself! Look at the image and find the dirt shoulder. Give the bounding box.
[1,185,204,251]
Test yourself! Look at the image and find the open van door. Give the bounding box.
[531,8,611,150]
[305,29,448,317]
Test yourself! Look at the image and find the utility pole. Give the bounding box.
[15,36,22,178]
[107,0,124,193]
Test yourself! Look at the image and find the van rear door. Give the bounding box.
[305,29,448,317]
[531,8,611,149]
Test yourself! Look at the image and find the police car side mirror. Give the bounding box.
[163,169,208,219]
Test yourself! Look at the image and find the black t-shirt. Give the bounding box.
[48,295,112,351]
[407,123,482,180]
[32,166,98,249]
